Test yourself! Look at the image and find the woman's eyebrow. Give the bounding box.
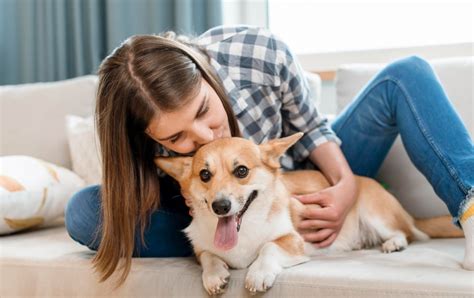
[156,93,208,141]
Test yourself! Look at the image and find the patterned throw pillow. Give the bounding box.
[0,155,85,234]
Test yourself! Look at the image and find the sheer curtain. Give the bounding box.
[0,0,223,85]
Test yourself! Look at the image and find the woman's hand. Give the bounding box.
[298,141,358,248]
[294,177,357,247]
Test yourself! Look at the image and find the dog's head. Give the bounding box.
[154,133,303,250]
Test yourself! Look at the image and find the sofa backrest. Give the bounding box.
[0,75,98,169]
[0,71,322,172]
[335,56,473,218]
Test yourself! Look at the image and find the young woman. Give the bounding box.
[65,25,474,285]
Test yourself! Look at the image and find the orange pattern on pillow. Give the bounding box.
[35,188,48,213]
[36,159,60,182]
[4,217,45,230]
[3,188,47,230]
[0,175,25,192]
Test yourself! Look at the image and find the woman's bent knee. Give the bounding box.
[380,55,433,80]
[65,185,102,250]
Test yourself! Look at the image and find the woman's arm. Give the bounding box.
[295,141,358,247]
[251,28,356,246]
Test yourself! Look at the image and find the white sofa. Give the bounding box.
[1,57,473,297]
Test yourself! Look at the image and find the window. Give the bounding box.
[268,0,473,70]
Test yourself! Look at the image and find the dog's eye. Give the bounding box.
[199,169,211,182]
[234,165,249,178]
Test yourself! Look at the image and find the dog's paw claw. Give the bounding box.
[382,238,407,253]
[219,279,228,290]
[245,271,276,293]
[207,285,226,296]
[245,285,258,295]
[203,270,230,296]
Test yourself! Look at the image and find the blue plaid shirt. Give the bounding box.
[156,25,341,171]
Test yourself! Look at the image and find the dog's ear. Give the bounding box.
[154,156,192,182]
[259,132,304,168]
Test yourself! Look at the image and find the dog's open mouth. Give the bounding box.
[236,190,259,232]
[214,190,258,251]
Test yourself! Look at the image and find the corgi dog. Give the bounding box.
[154,133,463,295]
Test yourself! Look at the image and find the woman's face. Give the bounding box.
[146,78,231,155]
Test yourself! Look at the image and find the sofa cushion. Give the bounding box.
[65,115,102,185]
[0,156,84,234]
[0,221,471,296]
[0,75,98,169]
[335,56,474,219]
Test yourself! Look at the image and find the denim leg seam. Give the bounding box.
[387,76,470,196]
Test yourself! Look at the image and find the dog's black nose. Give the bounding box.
[212,199,231,215]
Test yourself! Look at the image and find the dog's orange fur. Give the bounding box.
[274,233,305,256]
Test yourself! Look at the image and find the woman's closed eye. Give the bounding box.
[170,133,182,144]
[170,104,209,144]
[197,103,210,118]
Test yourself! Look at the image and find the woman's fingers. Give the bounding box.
[182,197,194,217]
[294,192,326,205]
[298,219,334,230]
[300,228,333,243]
[184,198,192,207]
[315,232,338,248]
[301,205,338,221]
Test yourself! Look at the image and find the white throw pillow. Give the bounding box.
[0,155,85,234]
[65,115,102,185]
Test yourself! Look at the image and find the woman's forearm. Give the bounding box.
[309,141,355,186]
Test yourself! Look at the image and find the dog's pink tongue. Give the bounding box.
[214,215,238,250]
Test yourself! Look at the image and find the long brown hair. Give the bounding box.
[93,32,240,286]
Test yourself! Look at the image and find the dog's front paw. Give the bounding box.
[382,236,407,253]
[245,264,280,294]
[202,266,230,296]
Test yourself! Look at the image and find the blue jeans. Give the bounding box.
[65,56,474,257]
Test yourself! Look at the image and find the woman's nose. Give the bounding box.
[192,124,214,145]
